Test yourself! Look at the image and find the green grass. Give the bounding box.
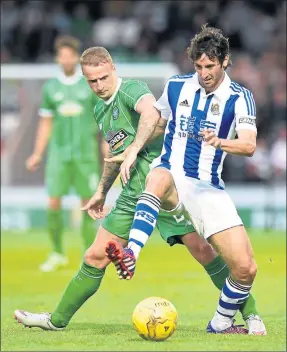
[1,229,286,351]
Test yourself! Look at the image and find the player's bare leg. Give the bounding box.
[205,225,266,334]
[181,231,266,335]
[15,227,127,330]
[106,168,178,280]
[40,197,68,272]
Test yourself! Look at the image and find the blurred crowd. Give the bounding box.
[1,0,286,183]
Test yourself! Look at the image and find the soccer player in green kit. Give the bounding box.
[15,47,262,333]
[26,36,104,272]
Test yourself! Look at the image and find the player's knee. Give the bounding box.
[146,168,173,198]
[232,259,257,284]
[84,247,108,270]
[184,233,217,265]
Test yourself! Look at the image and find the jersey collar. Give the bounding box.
[57,67,82,85]
[104,78,122,105]
[191,72,231,101]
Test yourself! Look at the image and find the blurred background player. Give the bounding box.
[26,35,105,272]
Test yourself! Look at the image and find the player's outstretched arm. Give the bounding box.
[96,149,121,196]
[81,149,120,219]
[199,128,256,157]
[219,129,256,156]
[146,117,167,143]
[104,117,167,165]
[118,95,161,184]
[26,117,53,172]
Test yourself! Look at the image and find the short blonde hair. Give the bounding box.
[54,35,81,54]
[80,47,113,66]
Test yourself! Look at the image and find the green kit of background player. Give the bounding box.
[15,47,264,334]
[26,36,107,272]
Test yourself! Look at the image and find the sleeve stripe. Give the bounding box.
[230,82,256,116]
[242,89,251,115]
[247,90,256,115]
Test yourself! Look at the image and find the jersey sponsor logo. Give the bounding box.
[211,102,220,115]
[239,117,256,126]
[178,115,203,141]
[57,101,83,117]
[106,129,128,151]
[112,106,119,120]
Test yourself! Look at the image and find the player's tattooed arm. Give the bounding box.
[146,117,167,143]
[97,149,120,195]
[132,95,161,152]
[111,95,160,184]
[81,149,120,219]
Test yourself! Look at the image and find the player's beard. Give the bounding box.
[200,72,224,93]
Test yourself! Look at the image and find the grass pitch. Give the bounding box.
[1,229,286,351]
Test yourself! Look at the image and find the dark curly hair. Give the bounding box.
[186,24,231,68]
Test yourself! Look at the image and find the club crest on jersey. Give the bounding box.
[106,129,128,151]
[211,103,220,115]
[112,106,119,120]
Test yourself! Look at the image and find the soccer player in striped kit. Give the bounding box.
[109,24,266,335]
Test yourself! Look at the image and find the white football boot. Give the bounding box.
[39,252,68,272]
[14,310,63,331]
[245,314,267,335]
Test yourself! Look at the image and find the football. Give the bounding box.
[132,296,178,341]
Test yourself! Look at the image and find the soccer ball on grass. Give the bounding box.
[132,296,178,341]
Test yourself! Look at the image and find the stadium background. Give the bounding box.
[1,1,286,351]
[1,0,286,232]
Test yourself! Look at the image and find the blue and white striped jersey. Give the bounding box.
[153,72,257,189]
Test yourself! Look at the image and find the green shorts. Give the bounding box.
[45,159,100,198]
[102,154,195,246]
[102,202,195,246]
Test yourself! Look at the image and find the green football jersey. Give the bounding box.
[40,72,100,162]
[93,78,163,162]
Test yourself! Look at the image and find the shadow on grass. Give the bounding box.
[69,322,203,337]
[69,322,132,335]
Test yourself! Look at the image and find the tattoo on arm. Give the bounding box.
[146,122,166,143]
[98,150,120,195]
[132,109,159,151]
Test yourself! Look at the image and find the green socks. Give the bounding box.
[239,292,258,321]
[203,255,229,290]
[203,255,259,320]
[51,262,105,328]
[47,209,64,254]
[48,209,96,254]
[81,212,97,250]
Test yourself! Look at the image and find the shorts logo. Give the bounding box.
[112,106,119,120]
[211,103,220,115]
[106,129,128,151]
[239,117,256,126]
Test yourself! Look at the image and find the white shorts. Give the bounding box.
[157,167,243,239]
